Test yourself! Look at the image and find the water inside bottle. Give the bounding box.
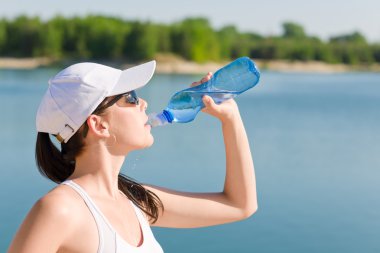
[185,90,239,104]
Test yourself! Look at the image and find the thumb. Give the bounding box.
[202,95,216,108]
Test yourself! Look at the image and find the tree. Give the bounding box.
[218,25,239,60]
[6,16,42,57]
[0,15,377,65]
[38,16,64,58]
[329,32,372,64]
[282,22,306,39]
[0,19,6,54]
[230,33,253,59]
[314,43,336,63]
[156,24,172,53]
[81,16,129,59]
[251,37,279,60]
[330,31,367,44]
[372,44,380,63]
[123,22,158,61]
[172,18,220,62]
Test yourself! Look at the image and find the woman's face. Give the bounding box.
[104,94,153,154]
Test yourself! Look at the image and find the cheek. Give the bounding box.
[114,118,140,143]
[111,113,151,148]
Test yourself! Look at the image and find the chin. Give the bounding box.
[136,135,154,150]
[144,136,154,148]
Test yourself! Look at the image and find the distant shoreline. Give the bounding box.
[1,56,379,74]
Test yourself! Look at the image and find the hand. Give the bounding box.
[190,72,213,87]
[191,73,240,123]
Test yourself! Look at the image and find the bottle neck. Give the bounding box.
[148,111,171,127]
[162,109,174,123]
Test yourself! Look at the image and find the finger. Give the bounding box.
[201,72,213,83]
[202,95,216,108]
[190,81,199,87]
[191,72,213,87]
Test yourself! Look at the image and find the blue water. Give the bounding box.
[1,68,379,252]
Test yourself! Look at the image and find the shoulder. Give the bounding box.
[38,184,83,213]
[33,184,87,229]
[7,184,89,252]
[32,184,94,240]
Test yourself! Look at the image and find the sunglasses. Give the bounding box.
[104,90,140,108]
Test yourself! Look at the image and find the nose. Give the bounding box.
[140,98,148,111]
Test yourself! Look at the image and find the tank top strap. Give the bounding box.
[62,180,164,253]
[125,196,153,235]
[61,180,116,253]
[119,192,163,251]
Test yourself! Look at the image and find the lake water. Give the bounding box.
[0,68,379,252]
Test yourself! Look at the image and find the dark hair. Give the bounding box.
[35,95,163,223]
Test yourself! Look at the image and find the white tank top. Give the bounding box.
[62,180,164,253]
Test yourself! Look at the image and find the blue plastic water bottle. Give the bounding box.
[148,56,260,127]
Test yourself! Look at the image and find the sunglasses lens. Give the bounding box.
[125,90,139,105]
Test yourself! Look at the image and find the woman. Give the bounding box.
[8,60,258,253]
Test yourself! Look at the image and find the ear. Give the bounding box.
[86,115,111,138]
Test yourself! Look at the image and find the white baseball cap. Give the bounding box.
[36,60,156,143]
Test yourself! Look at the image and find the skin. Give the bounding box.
[8,72,258,253]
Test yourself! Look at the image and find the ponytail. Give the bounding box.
[35,132,74,183]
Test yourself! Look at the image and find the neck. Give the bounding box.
[68,145,127,200]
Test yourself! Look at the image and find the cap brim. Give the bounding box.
[109,60,156,96]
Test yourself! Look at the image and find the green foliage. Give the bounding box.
[371,44,380,63]
[124,22,158,61]
[231,32,263,60]
[5,16,43,57]
[0,19,6,54]
[172,18,220,62]
[330,31,367,44]
[282,22,306,39]
[217,25,239,59]
[155,24,172,53]
[0,15,378,66]
[82,16,129,59]
[329,32,373,64]
[314,43,336,63]
[250,38,276,59]
[38,17,64,58]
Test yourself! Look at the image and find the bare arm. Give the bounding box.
[147,74,258,228]
[7,187,95,253]
[7,196,68,253]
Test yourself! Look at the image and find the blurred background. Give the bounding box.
[0,0,380,67]
[1,0,379,252]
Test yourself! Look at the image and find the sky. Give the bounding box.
[1,0,379,43]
